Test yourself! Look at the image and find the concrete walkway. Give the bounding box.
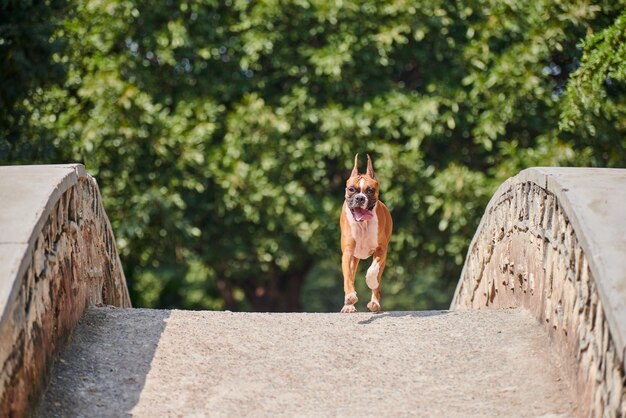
[37,308,575,417]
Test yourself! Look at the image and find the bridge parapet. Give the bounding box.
[452,167,626,417]
[0,164,130,417]
[2,165,625,417]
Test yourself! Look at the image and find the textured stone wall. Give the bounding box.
[0,175,130,417]
[452,181,625,418]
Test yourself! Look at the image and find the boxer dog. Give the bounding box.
[339,154,393,313]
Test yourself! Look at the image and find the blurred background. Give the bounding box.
[1,1,624,312]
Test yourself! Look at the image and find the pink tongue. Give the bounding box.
[353,208,374,221]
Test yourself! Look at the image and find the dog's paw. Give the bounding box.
[344,291,358,305]
[367,300,381,313]
[340,304,357,313]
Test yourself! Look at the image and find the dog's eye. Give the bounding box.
[366,188,374,194]
[348,187,356,193]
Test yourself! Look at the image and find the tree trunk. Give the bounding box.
[242,266,309,312]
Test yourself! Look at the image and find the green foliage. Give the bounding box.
[1,0,625,312]
[560,10,626,166]
[0,0,69,159]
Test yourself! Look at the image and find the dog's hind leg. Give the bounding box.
[366,248,387,313]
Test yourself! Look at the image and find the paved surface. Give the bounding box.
[37,307,576,417]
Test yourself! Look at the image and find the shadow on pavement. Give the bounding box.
[358,310,450,325]
[36,307,169,417]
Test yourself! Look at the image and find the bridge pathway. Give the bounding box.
[37,307,575,417]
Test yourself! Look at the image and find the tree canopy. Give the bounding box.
[1,0,625,312]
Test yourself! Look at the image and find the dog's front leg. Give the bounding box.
[341,251,360,313]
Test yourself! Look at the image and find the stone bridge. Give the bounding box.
[0,165,624,417]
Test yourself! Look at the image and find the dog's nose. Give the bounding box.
[355,195,365,203]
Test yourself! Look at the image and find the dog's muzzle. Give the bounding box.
[348,193,375,222]
[354,193,367,207]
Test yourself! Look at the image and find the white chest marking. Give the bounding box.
[345,205,379,260]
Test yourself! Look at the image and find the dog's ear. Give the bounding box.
[350,153,359,178]
[366,154,376,179]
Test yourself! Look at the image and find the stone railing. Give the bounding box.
[2,165,624,417]
[451,167,626,418]
[0,165,130,417]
